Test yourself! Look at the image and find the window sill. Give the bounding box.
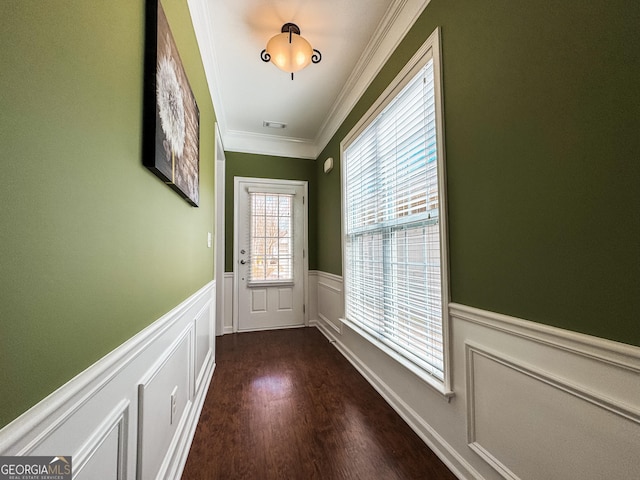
[247,280,294,288]
[340,318,454,399]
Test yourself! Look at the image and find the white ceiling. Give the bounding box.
[188,0,429,159]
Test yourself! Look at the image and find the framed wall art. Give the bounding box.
[144,0,200,206]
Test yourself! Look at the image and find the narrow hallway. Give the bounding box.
[182,328,456,479]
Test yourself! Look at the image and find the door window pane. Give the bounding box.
[250,193,294,282]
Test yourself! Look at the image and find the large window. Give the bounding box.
[342,28,450,392]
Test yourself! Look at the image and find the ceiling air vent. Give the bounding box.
[263,121,287,129]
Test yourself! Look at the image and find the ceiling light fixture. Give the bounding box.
[260,23,322,80]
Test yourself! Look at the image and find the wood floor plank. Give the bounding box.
[182,327,456,479]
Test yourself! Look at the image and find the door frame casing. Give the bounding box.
[232,177,309,333]
[214,123,225,337]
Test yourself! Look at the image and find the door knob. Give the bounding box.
[240,260,246,265]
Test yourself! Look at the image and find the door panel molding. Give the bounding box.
[233,177,309,332]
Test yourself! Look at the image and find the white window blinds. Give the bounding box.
[249,193,293,283]
[344,58,445,381]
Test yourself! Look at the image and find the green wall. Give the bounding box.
[316,0,640,346]
[224,152,317,272]
[0,0,216,428]
[1,0,637,430]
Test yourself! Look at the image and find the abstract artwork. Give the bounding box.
[144,0,200,206]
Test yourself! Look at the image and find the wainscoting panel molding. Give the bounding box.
[311,272,640,480]
[73,400,128,480]
[312,271,343,335]
[452,303,640,480]
[465,343,640,480]
[308,271,319,325]
[223,272,234,334]
[137,324,193,480]
[0,281,216,480]
[194,300,215,393]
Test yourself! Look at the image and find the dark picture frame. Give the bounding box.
[144,0,200,206]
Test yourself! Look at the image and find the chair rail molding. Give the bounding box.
[0,281,216,480]
[313,277,640,480]
[449,303,640,372]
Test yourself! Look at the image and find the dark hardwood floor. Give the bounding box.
[182,327,456,480]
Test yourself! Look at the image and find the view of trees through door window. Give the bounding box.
[249,193,293,282]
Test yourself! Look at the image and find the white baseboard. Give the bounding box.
[314,320,479,480]
[313,271,640,480]
[0,281,216,480]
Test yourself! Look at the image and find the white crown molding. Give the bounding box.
[189,0,431,160]
[223,130,318,160]
[313,0,431,157]
[187,0,229,144]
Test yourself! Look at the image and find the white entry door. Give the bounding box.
[234,178,307,332]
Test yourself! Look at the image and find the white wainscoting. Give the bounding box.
[308,271,318,325]
[223,272,234,334]
[73,400,128,480]
[0,281,216,480]
[311,272,640,480]
[309,271,343,335]
[454,304,640,480]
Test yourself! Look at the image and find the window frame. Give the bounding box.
[248,192,294,286]
[340,27,452,396]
